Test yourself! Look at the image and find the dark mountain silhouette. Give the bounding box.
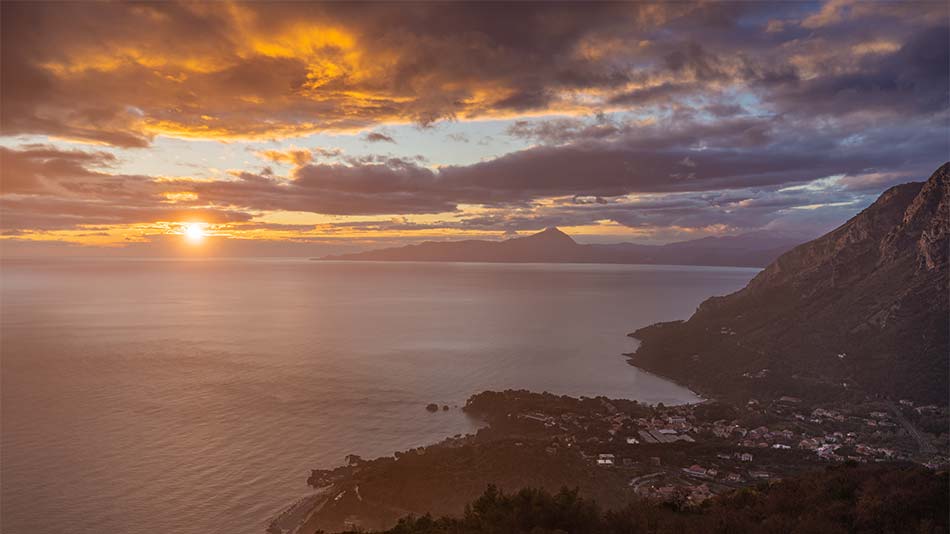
[321,227,804,268]
[630,163,950,404]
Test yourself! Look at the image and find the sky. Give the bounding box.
[1,1,947,256]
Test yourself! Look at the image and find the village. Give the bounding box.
[466,390,950,505]
[283,389,948,533]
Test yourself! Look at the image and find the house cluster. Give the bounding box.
[914,404,942,415]
[497,390,943,487]
[532,404,702,454]
[635,481,714,505]
[897,398,943,415]
[737,426,798,449]
[809,407,845,423]
[807,407,898,430]
[684,452,757,478]
[681,464,718,480]
[664,398,931,466]
[630,461,755,505]
[741,368,770,379]
[634,414,696,444]
[629,469,717,505]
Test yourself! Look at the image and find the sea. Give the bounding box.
[0,258,758,534]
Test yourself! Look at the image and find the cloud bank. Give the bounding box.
[1,1,947,249]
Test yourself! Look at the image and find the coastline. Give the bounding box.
[273,326,707,533]
[270,364,947,534]
[267,488,331,534]
[623,326,709,405]
[625,358,708,405]
[623,337,710,404]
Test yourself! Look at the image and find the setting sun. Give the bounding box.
[183,223,206,244]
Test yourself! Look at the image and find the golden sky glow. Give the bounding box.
[1,1,947,256]
[183,223,207,244]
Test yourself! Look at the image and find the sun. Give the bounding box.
[183,223,206,244]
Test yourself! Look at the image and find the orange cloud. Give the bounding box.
[1,2,946,252]
[0,2,793,146]
[256,148,314,166]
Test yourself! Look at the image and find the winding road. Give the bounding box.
[886,401,936,455]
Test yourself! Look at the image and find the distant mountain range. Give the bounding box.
[630,163,950,404]
[321,227,806,268]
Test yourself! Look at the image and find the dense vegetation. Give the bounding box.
[349,464,948,534]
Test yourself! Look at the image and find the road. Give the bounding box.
[886,401,936,455]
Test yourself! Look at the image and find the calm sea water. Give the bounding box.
[0,258,757,534]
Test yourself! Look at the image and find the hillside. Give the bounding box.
[321,227,803,268]
[272,388,947,533]
[369,464,948,534]
[630,163,950,404]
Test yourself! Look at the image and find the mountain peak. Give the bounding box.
[526,227,576,244]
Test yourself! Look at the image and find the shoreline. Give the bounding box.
[624,326,709,405]
[622,335,706,405]
[267,487,331,534]
[271,377,947,533]
[272,325,706,533]
[626,359,709,405]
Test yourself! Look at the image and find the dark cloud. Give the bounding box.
[452,114,946,200]
[760,25,950,117]
[174,159,455,216]
[0,146,252,231]
[3,2,944,145]
[608,82,699,108]
[0,145,117,194]
[3,110,940,237]
[1,1,948,244]
[506,114,624,145]
[364,132,396,143]
[0,195,253,231]
[445,132,470,143]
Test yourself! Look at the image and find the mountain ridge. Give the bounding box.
[320,227,806,268]
[629,163,950,404]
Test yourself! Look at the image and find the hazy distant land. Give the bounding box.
[321,228,807,268]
